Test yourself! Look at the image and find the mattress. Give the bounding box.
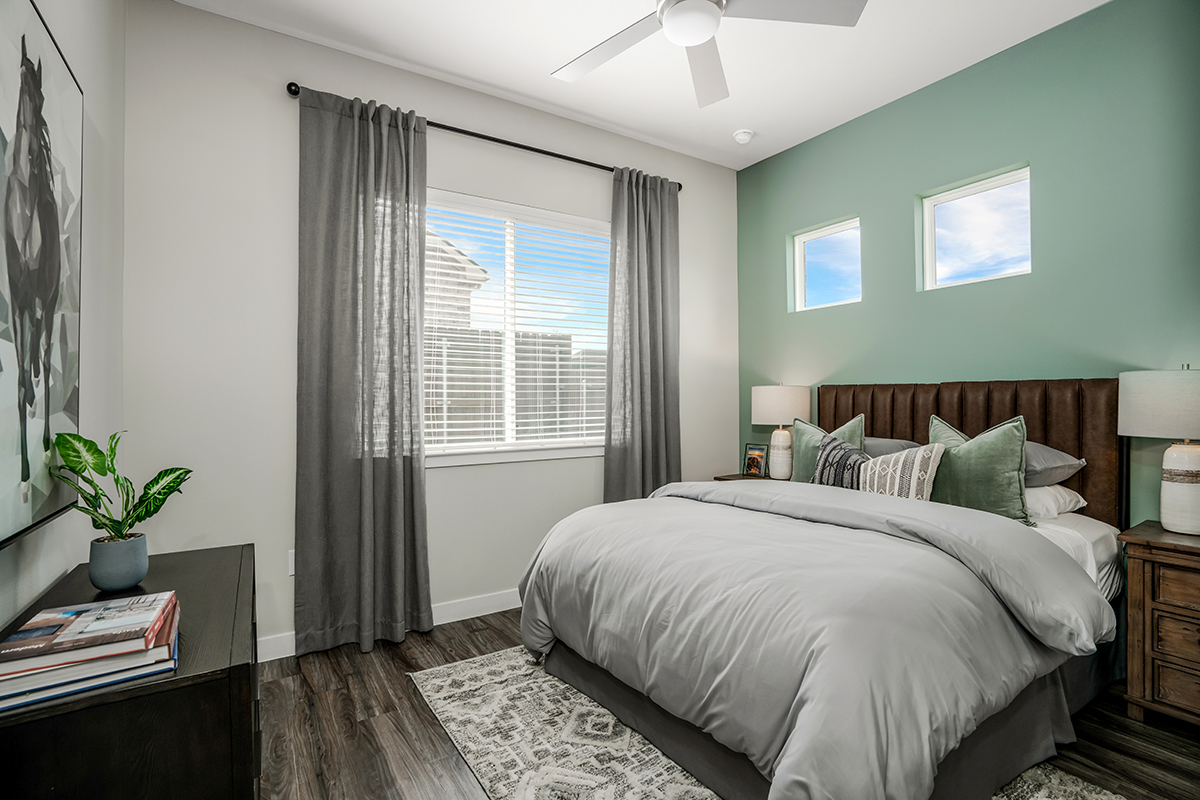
[1031,512,1123,601]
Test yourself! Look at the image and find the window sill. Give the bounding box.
[425,444,604,468]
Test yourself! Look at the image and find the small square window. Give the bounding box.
[922,167,1030,290]
[792,218,861,311]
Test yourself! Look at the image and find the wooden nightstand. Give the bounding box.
[713,474,770,481]
[1119,520,1200,726]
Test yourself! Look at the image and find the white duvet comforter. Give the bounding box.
[520,481,1116,800]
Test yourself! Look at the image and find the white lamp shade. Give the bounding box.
[751,385,811,427]
[1118,370,1200,439]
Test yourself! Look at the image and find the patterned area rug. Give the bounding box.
[411,647,1126,800]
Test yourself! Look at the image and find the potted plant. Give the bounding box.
[50,432,193,592]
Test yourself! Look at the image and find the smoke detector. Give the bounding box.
[733,129,754,145]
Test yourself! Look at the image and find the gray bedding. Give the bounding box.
[519,481,1116,800]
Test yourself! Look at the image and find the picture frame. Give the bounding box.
[742,443,769,477]
[0,0,84,551]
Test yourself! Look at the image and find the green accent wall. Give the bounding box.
[736,0,1200,525]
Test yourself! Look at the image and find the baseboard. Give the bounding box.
[431,587,521,626]
[258,631,297,663]
[256,588,521,662]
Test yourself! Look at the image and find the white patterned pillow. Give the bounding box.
[859,443,946,501]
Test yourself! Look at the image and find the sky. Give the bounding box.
[804,226,861,308]
[933,179,1031,284]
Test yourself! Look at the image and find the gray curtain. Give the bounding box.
[294,88,432,655]
[604,167,682,502]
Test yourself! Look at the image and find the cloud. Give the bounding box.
[805,227,862,306]
[806,227,861,275]
[934,181,1030,282]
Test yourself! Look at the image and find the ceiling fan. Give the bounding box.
[553,0,869,108]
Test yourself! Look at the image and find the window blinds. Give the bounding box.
[424,190,611,453]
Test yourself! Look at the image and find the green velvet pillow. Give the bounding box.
[928,415,1032,525]
[792,414,865,483]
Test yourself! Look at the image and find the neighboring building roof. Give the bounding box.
[427,233,488,290]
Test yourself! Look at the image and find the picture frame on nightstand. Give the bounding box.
[743,443,769,477]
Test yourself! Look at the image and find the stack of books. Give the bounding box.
[0,590,180,712]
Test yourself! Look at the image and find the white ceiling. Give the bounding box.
[172,0,1111,170]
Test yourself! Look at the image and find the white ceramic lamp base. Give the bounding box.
[769,426,793,480]
[1162,441,1200,535]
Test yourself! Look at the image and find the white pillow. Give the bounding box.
[1025,485,1087,519]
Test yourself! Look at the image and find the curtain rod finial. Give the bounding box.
[287,82,300,98]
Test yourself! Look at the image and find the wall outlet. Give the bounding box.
[289,549,295,576]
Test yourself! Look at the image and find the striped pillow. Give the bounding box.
[811,435,871,490]
[859,443,946,501]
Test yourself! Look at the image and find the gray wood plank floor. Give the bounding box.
[258,610,1199,800]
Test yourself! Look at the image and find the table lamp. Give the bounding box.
[1118,369,1200,535]
[751,385,811,480]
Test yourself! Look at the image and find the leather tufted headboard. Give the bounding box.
[817,379,1123,529]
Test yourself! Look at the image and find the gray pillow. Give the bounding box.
[811,435,870,490]
[863,436,920,458]
[1025,441,1086,487]
[792,415,865,483]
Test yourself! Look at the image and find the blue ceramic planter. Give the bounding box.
[89,534,149,592]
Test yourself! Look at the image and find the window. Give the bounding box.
[423,189,610,454]
[922,167,1030,290]
[791,218,862,311]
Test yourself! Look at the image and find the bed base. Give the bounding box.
[544,594,1125,800]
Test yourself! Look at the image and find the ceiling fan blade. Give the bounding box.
[552,13,661,83]
[685,38,729,108]
[724,0,869,27]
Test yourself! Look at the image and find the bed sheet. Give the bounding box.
[1032,512,1123,601]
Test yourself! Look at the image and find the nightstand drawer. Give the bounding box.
[1155,660,1200,716]
[1155,563,1200,613]
[1153,611,1200,665]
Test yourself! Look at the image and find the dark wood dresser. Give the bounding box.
[0,544,260,798]
[1120,520,1200,726]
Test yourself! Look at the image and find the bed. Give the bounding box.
[519,378,1126,800]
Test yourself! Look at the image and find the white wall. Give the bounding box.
[123,0,739,654]
[0,0,126,627]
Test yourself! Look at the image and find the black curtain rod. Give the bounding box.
[286,82,681,191]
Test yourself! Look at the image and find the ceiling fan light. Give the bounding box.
[661,0,723,47]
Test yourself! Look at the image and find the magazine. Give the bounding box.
[0,618,180,712]
[0,601,180,699]
[0,591,176,675]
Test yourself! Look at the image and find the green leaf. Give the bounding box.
[79,468,113,506]
[54,433,108,477]
[130,467,193,525]
[50,468,105,511]
[115,474,136,520]
[106,431,126,475]
[51,465,113,508]
[70,503,122,537]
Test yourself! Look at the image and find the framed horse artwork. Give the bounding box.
[0,0,83,550]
